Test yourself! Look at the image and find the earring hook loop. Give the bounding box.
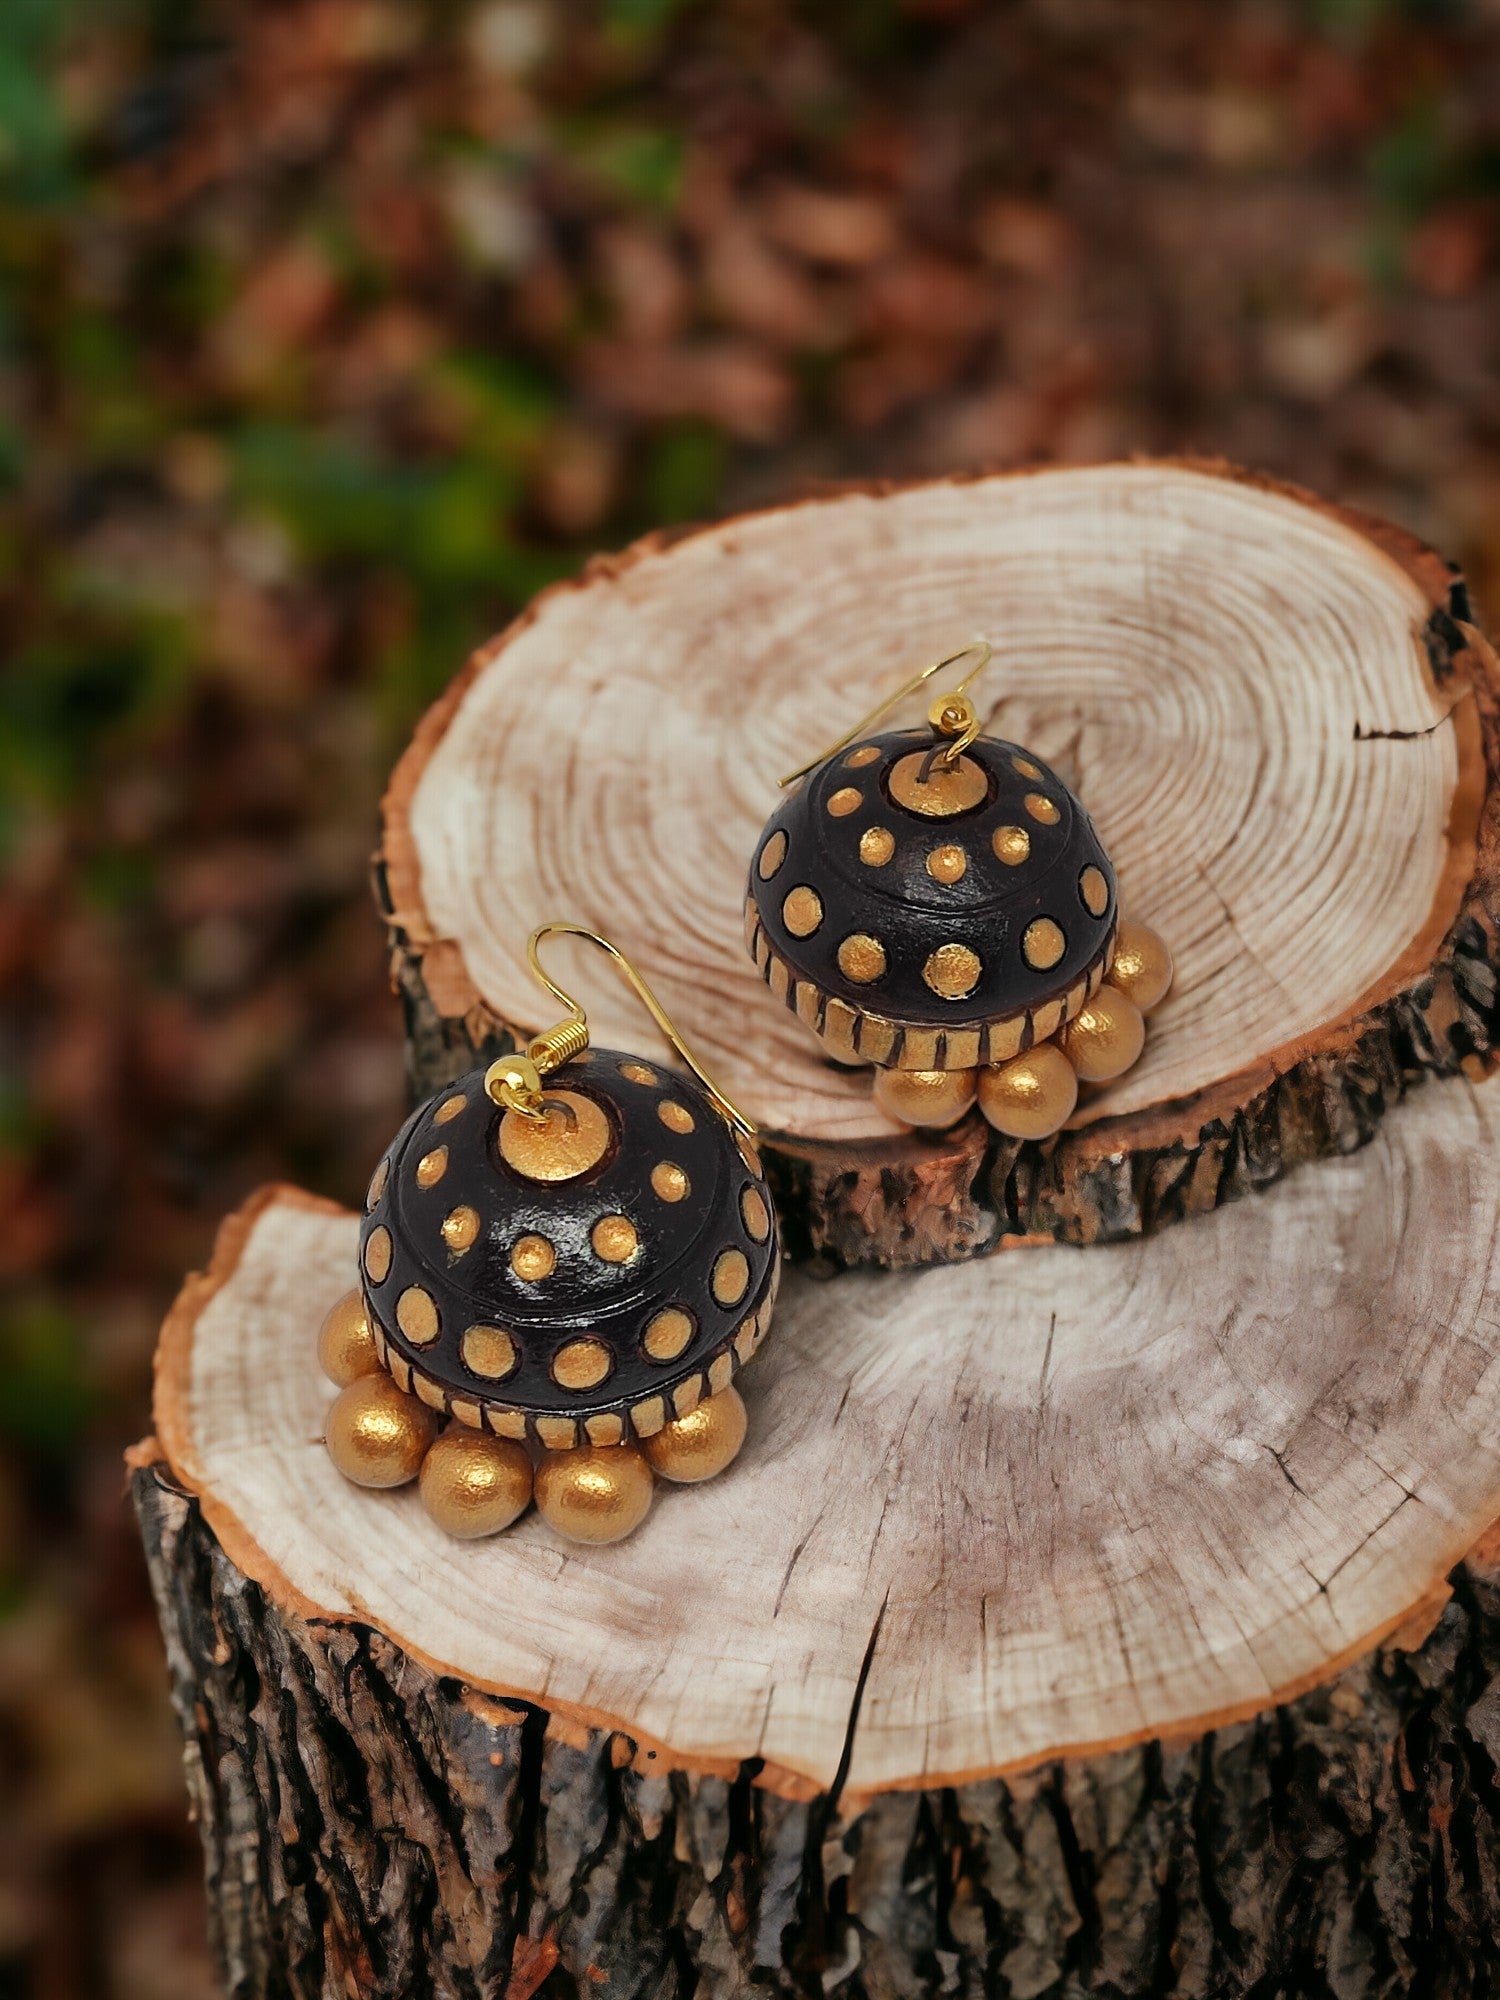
[486,923,757,1138]
[778,637,993,789]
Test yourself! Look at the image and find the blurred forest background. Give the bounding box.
[3,0,1500,1993]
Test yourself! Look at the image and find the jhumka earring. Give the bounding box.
[743,642,1173,1137]
[318,924,779,1546]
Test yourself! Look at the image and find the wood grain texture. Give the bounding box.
[150,1078,1500,1801]
[377,462,1500,1268]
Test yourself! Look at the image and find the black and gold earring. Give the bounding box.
[318,924,779,1546]
[744,641,1173,1137]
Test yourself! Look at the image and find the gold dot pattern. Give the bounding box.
[644,1308,694,1362]
[845,744,881,768]
[434,1095,466,1125]
[651,1161,689,1202]
[415,1147,448,1189]
[741,1186,771,1243]
[924,943,982,1000]
[511,1234,556,1281]
[838,933,887,985]
[757,830,787,880]
[1024,917,1066,970]
[1025,792,1060,825]
[993,825,1031,866]
[363,1226,392,1284]
[396,1286,440,1346]
[658,1099,695,1135]
[1080,865,1109,917]
[782,885,823,937]
[712,1248,750,1307]
[462,1325,518,1380]
[441,1205,480,1253]
[859,825,896,867]
[827,786,862,817]
[619,1060,657,1085]
[1013,756,1041,779]
[553,1339,612,1392]
[366,1157,389,1209]
[926,843,967,884]
[592,1214,640,1263]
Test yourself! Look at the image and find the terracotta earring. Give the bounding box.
[318,924,778,1546]
[744,641,1173,1137]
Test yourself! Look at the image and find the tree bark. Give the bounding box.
[375,461,1500,1269]
[137,1072,1500,1994]
[134,1462,1500,1999]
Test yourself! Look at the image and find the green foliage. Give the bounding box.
[0,1293,97,1455]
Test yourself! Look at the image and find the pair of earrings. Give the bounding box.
[318,644,1171,1546]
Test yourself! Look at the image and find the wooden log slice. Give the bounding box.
[378,461,1500,1269]
[138,1076,1500,1993]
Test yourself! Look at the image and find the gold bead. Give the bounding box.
[977,1044,1078,1140]
[643,1387,748,1484]
[317,1290,380,1386]
[325,1374,438,1488]
[534,1445,654,1544]
[419,1430,533,1538]
[1063,985,1145,1082]
[873,1067,978,1130]
[1108,920,1174,1012]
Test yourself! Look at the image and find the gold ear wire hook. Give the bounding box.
[778,638,993,789]
[486,923,757,1138]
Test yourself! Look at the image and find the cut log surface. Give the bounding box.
[151,1078,1500,1797]
[138,1075,1500,1992]
[379,462,1500,1267]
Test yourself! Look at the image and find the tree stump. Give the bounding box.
[137,1073,1500,1997]
[377,461,1500,1268]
